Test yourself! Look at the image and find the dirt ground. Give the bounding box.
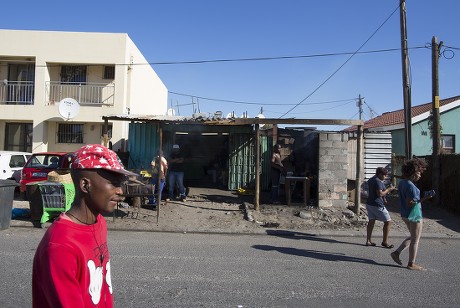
[10,187,460,239]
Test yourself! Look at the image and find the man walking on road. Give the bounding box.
[365,167,395,248]
[32,144,135,307]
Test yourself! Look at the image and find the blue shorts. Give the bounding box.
[366,204,391,222]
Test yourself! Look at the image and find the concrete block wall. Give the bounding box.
[317,132,348,208]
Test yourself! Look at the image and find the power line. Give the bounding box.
[22,46,430,69]
[169,90,356,107]
[332,111,361,131]
[264,100,355,116]
[363,100,380,117]
[266,99,356,115]
[149,47,426,65]
[278,2,402,118]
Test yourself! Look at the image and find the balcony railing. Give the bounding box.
[46,81,115,106]
[0,81,34,105]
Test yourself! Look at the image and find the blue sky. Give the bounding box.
[2,1,459,129]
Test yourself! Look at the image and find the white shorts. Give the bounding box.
[366,204,391,222]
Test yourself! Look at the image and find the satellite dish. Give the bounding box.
[166,108,176,116]
[58,98,80,120]
[256,113,265,128]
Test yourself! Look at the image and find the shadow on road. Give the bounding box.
[265,230,364,247]
[252,244,398,268]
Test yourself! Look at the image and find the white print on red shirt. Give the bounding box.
[87,259,113,304]
[88,260,103,304]
[106,260,113,294]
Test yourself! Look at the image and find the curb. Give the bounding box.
[7,220,460,240]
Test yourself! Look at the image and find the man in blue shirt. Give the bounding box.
[365,167,395,248]
[166,144,186,202]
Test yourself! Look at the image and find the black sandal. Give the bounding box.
[381,242,394,249]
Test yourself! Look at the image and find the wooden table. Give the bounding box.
[285,176,310,206]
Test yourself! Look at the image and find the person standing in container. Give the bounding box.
[166,144,186,202]
[270,144,285,204]
[149,150,168,205]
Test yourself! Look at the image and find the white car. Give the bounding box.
[0,151,32,182]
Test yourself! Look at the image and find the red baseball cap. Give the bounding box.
[72,144,136,176]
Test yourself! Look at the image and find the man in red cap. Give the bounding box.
[365,167,396,248]
[32,144,135,308]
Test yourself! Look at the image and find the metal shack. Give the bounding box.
[102,114,364,211]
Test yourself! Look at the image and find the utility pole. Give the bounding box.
[357,94,364,120]
[354,123,363,215]
[400,0,412,159]
[352,95,364,215]
[431,36,442,207]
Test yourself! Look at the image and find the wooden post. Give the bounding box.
[431,36,442,207]
[157,125,163,223]
[272,124,278,146]
[103,119,109,147]
[254,124,260,211]
[354,125,363,214]
[400,0,412,159]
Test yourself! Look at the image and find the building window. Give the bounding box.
[7,64,35,104]
[61,65,87,83]
[441,135,455,154]
[4,123,33,152]
[103,66,115,79]
[58,123,84,144]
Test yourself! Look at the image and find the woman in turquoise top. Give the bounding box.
[391,158,433,271]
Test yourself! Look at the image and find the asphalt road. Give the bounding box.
[1,228,459,308]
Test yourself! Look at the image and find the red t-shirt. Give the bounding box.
[32,213,113,307]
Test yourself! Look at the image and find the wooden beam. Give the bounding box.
[103,118,109,147]
[102,115,363,127]
[255,124,260,211]
[354,125,363,214]
[229,118,363,126]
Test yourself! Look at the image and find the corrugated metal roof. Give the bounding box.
[102,113,239,124]
[103,114,364,127]
[344,95,460,132]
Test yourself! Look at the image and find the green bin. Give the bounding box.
[0,180,18,230]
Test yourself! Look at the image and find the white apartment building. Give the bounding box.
[0,29,167,153]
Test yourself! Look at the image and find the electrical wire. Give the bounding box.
[443,45,460,50]
[278,2,402,118]
[264,100,355,116]
[169,90,356,107]
[301,100,356,114]
[148,47,425,65]
[17,46,428,69]
[363,101,380,117]
[332,111,360,131]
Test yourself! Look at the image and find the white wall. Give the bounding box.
[0,29,168,152]
[124,37,168,116]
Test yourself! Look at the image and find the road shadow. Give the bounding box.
[252,244,397,268]
[265,229,364,247]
